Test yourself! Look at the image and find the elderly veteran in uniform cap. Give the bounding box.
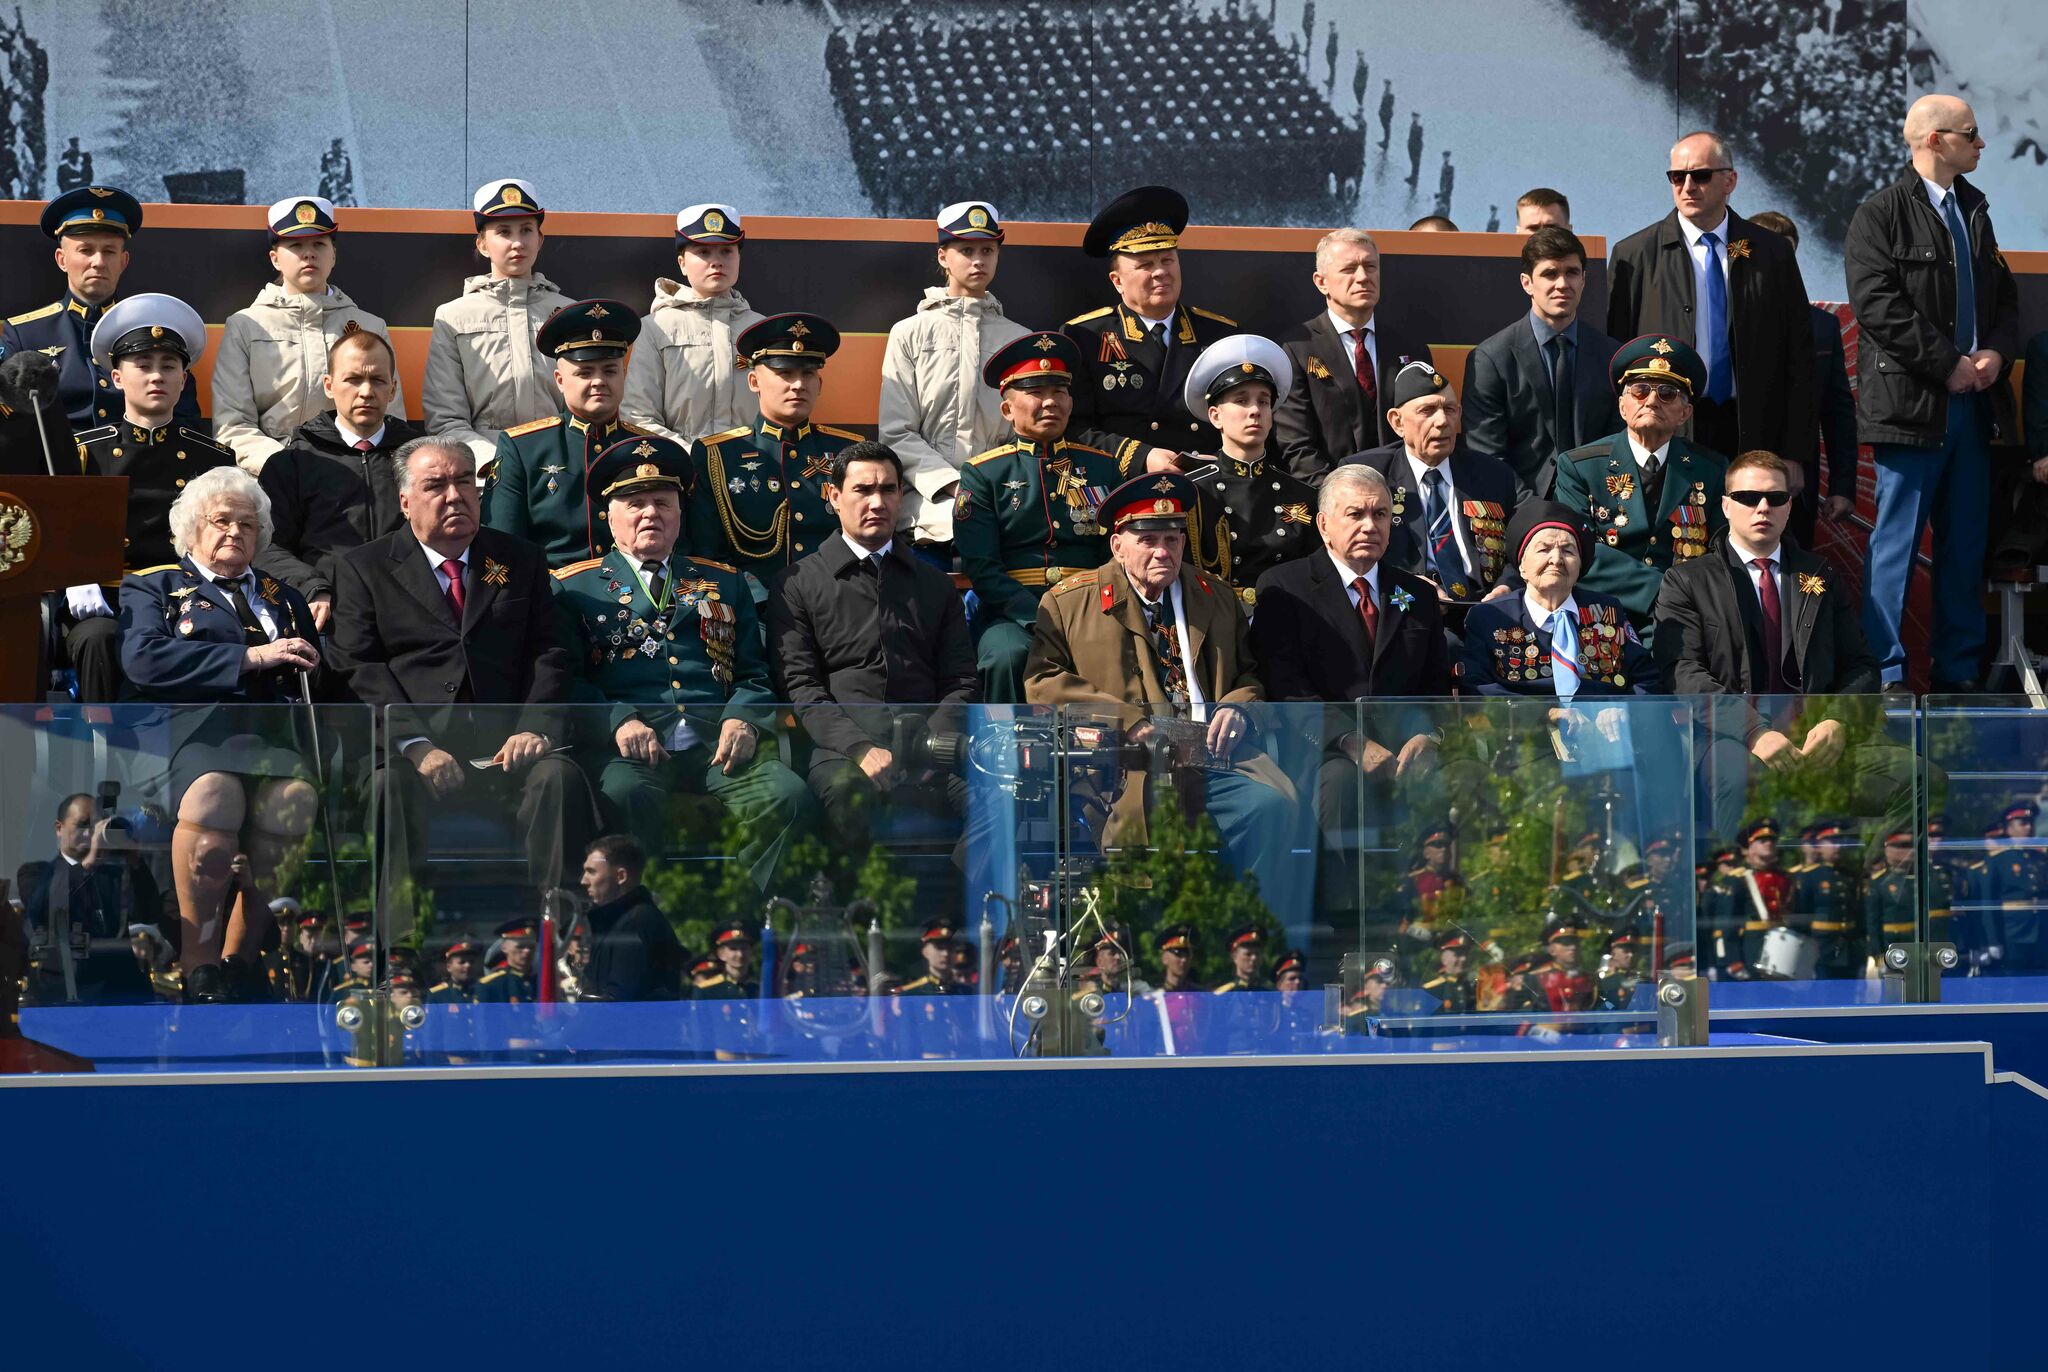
[1024,473,1302,932]
[1335,361,1522,611]
[423,178,576,463]
[954,331,1129,703]
[686,312,863,589]
[623,203,765,446]
[1063,185,1239,473]
[877,200,1028,548]
[1552,333,1728,643]
[211,196,404,470]
[1459,501,1657,697]
[1177,334,1317,600]
[117,465,322,1002]
[3,185,200,430]
[483,298,650,569]
[62,294,236,701]
[554,438,814,890]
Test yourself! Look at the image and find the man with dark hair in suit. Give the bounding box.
[1274,228,1433,483]
[329,436,596,928]
[1606,131,1815,474]
[1462,226,1622,500]
[1745,210,1859,546]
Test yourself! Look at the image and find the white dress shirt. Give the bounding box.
[188,554,280,639]
[1137,579,1209,723]
[1329,551,1381,614]
[1328,308,1377,390]
[1729,537,1783,603]
[841,533,894,562]
[333,415,388,449]
[1676,211,1735,395]
[1623,432,1674,475]
[1402,449,1478,577]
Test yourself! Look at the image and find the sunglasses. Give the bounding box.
[1665,167,1731,187]
[1725,489,1792,508]
[1623,381,1685,402]
[1935,127,1981,142]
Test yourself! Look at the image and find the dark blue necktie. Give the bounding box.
[1545,334,1576,449]
[1942,191,1977,353]
[1422,468,1468,588]
[1700,230,1733,404]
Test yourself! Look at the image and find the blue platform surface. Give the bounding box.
[0,1040,1996,1372]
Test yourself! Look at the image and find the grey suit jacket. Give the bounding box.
[1461,313,1621,500]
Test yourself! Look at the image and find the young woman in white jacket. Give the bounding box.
[422,178,574,462]
[209,195,404,470]
[621,203,764,445]
[876,201,1027,548]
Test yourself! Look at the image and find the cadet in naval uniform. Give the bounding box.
[685,311,863,589]
[483,298,651,569]
[475,918,540,1003]
[1063,185,1239,470]
[67,294,237,701]
[953,330,1130,702]
[553,439,814,889]
[1552,334,1728,642]
[422,178,576,463]
[1178,334,1317,602]
[1,186,200,429]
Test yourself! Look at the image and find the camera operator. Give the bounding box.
[23,792,167,1004]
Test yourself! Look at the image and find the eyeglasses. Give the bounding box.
[1725,488,1791,508]
[205,513,260,533]
[1935,127,1981,142]
[1623,381,1685,402]
[1665,167,1731,187]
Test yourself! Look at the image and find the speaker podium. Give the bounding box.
[0,475,129,704]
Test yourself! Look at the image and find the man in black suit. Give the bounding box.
[1336,362,1522,610]
[1653,450,1884,839]
[1606,131,1816,475]
[1462,227,1621,500]
[257,330,423,627]
[769,441,978,850]
[328,436,595,929]
[1274,227,1433,483]
[1746,211,1859,548]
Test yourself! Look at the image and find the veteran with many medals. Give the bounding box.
[1177,334,1318,603]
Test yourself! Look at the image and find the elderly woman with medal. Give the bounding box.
[552,437,815,891]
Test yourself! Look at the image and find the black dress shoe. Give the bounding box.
[184,962,227,1004]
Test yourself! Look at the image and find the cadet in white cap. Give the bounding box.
[422,178,576,462]
[62,293,236,700]
[1178,334,1317,599]
[621,202,764,445]
[210,195,405,470]
[876,200,1028,549]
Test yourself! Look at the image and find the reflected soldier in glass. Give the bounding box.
[427,940,480,1004]
[1863,828,1920,977]
[1215,925,1268,993]
[1990,800,2048,971]
[1155,923,1199,993]
[898,919,974,996]
[1526,921,1596,1012]
[695,922,758,999]
[1794,822,1862,979]
[476,918,538,1003]
[1596,927,1645,1008]
[327,938,375,1004]
[1177,334,1317,602]
[1422,930,1475,1014]
[1725,819,1794,978]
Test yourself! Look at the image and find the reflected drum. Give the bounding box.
[1758,926,1818,980]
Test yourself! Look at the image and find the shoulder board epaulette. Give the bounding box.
[1058,441,1116,459]
[618,420,651,436]
[815,424,864,442]
[701,424,750,446]
[1065,306,1114,325]
[128,562,181,576]
[1625,875,1651,889]
[552,557,604,581]
[1051,570,1100,593]
[1422,976,1450,990]
[504,416,561,437]
[428,982,451,994]
[478,969,508,983]
[1212,981,1240,994]
[684,555,739,574]
[1188,307,1237,326]
[6,301,61,325]
[897,976,934,993]
[74,424,117,442]
[966,443,1021,467]
[174,426,232,451]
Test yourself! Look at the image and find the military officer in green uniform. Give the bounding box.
[1214,925,1270,993]
[484,298,650,569]
[1553,334,1728,642]
[954,330,1131,701]
[1797,821,1863,978]
[1178,333,1318,603]
[1422,929,1476,1014]
[1864,829,1919,977]
[694,921,759,999]
[326,938,376,1004]
[475,918,540,1003]
[897,918,973,995]
[1063,185,1239,469]
[686,311,864,589]
[553,438,814,889]
[1596,926,1646,1008]
[1697,845,1746,979]
[426,939,480,1004]
[1991,799,2048,971]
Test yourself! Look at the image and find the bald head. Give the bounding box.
[1905,94,1968,144]
[1905,93,1982,182]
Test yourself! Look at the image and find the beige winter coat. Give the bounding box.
[620,279,763,445]
[423,272,574,461]
[877,288,1028,543]
[210,282,404,469]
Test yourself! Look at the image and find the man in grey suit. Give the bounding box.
[1462,227,1620,500]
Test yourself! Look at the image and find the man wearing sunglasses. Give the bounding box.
[1606,132,1815,480]
[1845,93,2019,694]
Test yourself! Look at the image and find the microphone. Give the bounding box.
[0,351,62,476]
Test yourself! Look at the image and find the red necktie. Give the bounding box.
[1353,329,1377,404]
[353,439,373,453]
[1753,558,1785,693]
[441,558,466,620]
[1353,577,1378,649]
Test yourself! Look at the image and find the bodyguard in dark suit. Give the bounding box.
[1462,227,1621,500]
[769,440,979,847]
[1744,211,1860,544]
[329,437,595,926]
[1605,133,1815,473]
[1274,228,1433,482]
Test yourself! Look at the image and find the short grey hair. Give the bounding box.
[169,466,272,557]
[392,436,474,494]
[1319,462,1392,513]
[1314,227,1380,274]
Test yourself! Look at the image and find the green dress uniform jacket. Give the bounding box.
[483,411,650,569]
[686,414,865,583]
[954,436,1130,626]
[1552,432,1727,634]
[474,968,538,1003]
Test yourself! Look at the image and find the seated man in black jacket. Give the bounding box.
[23,792,167,1004]
[575,834,683,1000]
[768,441,979,850]
[257,329,423,629]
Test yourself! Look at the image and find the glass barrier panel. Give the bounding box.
[2,702,375,1073]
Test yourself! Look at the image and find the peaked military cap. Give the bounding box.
[90,293,208,371]
[737,312,838,370]
[1182,333,1293,412]
[537,299,641,362]
[1155,922,1194,954]
[1226,924,1264,951]
[1435,930,1475,952]
[1083,184,1189,258]
[1098,471,1196,535]
[1272,948,1307,977]
[588,435,691,503]
[1611,334,1706,396]
[473,178,544,227]
[42,185,142,239]
[712,921,755,947]
[494,918,538,942]
[937,200,1003,242]
[1738,818,1779,846]
[982,330,1079,391]
[268,195,337,239]
[676,203,744,245]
